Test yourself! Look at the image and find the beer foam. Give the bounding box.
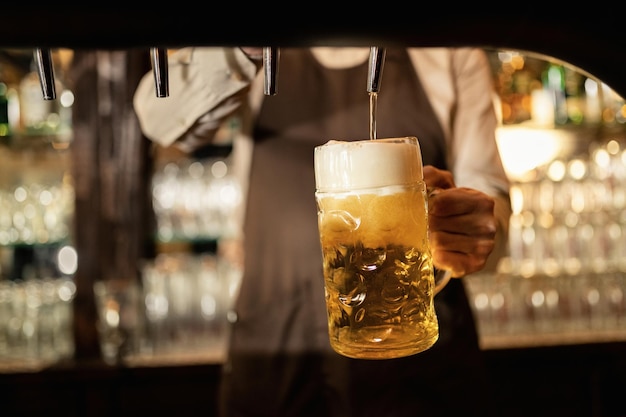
[314,137,424,191]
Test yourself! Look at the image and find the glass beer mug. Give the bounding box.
[314,137,452,359]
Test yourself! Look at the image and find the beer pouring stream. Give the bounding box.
[367,47,386,140]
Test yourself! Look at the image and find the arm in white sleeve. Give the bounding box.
[447,49,509,196]
[133,47,260,153]
[419,47,511,271]
[450,48,511,271]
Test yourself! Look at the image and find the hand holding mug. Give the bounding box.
[424,166,497,279]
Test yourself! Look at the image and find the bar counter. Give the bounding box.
[1,340,625,417]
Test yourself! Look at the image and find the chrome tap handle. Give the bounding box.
[151,47,169,98]
[367,47,386,93]
[263,47,279,96]
[34,48,56,100]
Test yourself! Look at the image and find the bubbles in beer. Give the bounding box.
[380,269,409,305]
[353,246,386,271]
[337,272,367,308]
[318,188,439,359]
[319,209,360,246]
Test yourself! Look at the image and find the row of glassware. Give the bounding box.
[0,248,242,369]
[508,138,626,277]
[0,276,76,368]
[93,251,243,364]
[465,266,626,340]
[151,157,243,243]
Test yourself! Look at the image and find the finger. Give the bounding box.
[430,232,496,277]
[431,230,496,258]
[423,166,455,190]
[432,251,474,278]
[430,211,497,237]
[429,188,495,218]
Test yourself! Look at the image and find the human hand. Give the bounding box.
[423,166,497,278]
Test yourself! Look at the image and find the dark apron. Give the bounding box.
[219,48,494,417]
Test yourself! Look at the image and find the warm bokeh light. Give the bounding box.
[57,244,78,275]
[496,126,569,181]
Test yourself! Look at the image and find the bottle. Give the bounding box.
[542,63,568,125]
[0,80,9,137]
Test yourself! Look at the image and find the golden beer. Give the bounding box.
[315,137,440,359]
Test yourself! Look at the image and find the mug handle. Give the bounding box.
[427,186,453,295]
[434,268,453,295]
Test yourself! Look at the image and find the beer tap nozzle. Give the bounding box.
[263,47,279,96]
[367,47,386,94]
[34,48,56,100]
[151,47,169,98]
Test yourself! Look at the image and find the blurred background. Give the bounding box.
[1,45,626,416]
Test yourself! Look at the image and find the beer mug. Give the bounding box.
[314,137,452,359]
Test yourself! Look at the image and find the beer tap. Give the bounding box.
[263,47,279,96]
[367,47,386,140]
[150,47,169,98]
[367,46,386,94]
[34,48,56,100]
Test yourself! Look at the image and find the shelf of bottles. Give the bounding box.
[466,51,626,349]
[0,50,77,371]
